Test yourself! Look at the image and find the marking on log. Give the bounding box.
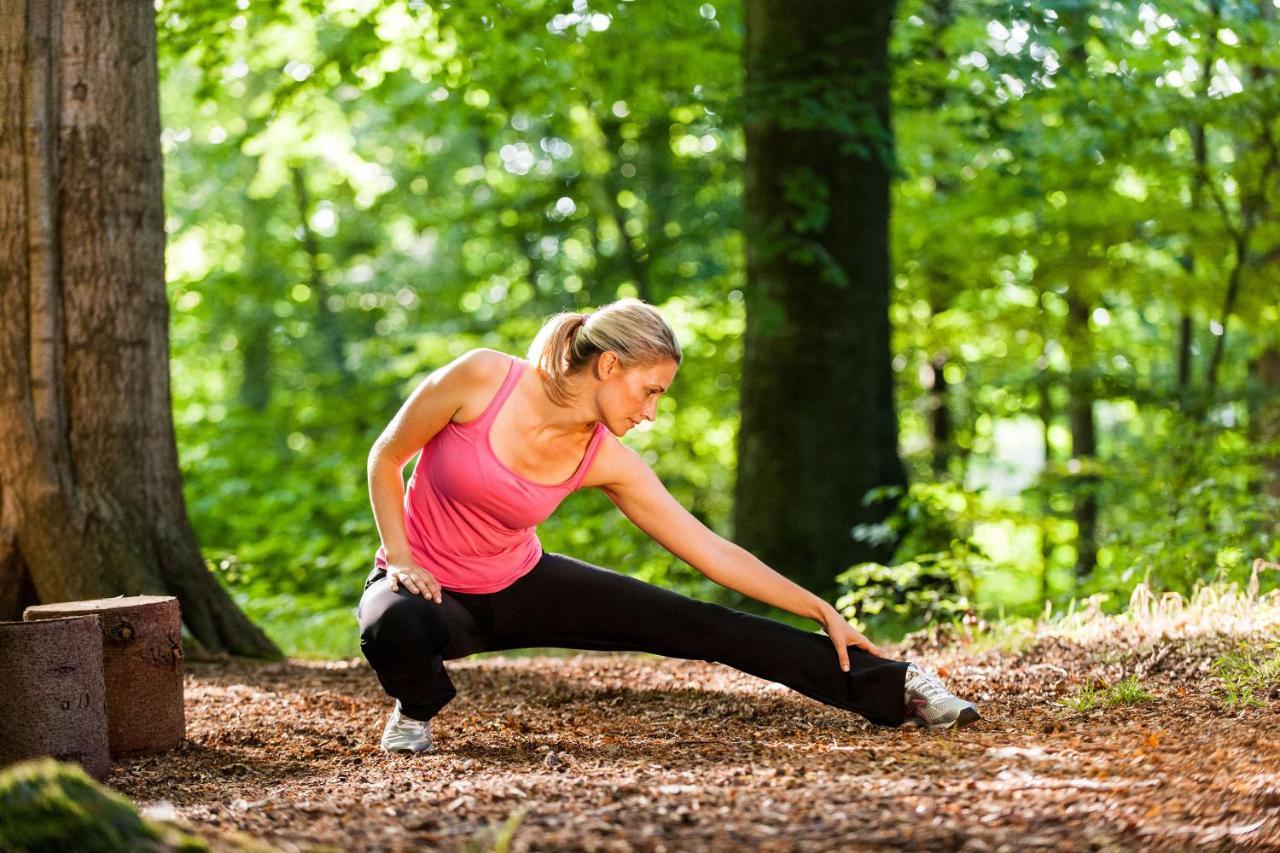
[57,692,92,712]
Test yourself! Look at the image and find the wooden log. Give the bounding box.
[24,596,184,757]
[0,616,110,780]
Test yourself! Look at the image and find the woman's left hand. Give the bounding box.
[817,604,885,671]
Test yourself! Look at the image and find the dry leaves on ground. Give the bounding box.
[107,630,1280,852]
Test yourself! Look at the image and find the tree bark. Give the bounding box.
[26,596,185,757]
[926,351,953,479]
[0,0,279,658]
[1176,312,1194,411]
[1066,296,1098,582]
[734,0,906,600]
[1254,347,1280,504]
[1036,361,1056,605]
[0,615,110,780]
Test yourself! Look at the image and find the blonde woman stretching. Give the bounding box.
[357,298,980,752]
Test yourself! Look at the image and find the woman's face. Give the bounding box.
[597,354,679,435]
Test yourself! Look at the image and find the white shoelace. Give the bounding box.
[905,663,953,703]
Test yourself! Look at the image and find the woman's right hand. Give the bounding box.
[386,557,443,604]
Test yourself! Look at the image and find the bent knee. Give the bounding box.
[359,594,450,664]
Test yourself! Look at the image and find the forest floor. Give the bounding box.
[106,615,1280,852]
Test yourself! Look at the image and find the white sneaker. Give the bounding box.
[903,662,981,729]
[380,702,434,753]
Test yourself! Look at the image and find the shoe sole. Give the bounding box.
[905,707,982,730]
[382,743,433,754]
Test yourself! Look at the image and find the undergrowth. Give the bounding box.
[1059,675,1157,714]
[1213,639,1280,707]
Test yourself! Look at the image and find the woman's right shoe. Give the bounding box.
[903,662,982,729]
[380,701,434,753]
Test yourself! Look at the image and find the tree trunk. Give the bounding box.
[0,0,279,658]
[1254,347,1280,504]
[1066,296,1098,582]
[1036,362,1056,606]
[237,187,275,412]
[926,351,953,479]
[734,0,906,601]
[1176,312,1194,412]
[291,164,355,392]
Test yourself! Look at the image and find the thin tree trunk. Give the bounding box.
[1204,0,1275,402]
[1036,359,1056,607]
[290,164,354,391]
[1066,296,1098,582]
[1254,347,1280,504]
[927,352,953,478]
[1175,2,1213,414]
[238,189,274,412]
[734,0,905,600]
[1205,235,1247,401]
[0,0,278,658]
[1177,312,1194,411]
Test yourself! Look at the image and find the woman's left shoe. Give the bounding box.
[903,662,982,729]
[380,701,434,753]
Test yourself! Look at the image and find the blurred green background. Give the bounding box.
[156,0,1280,657]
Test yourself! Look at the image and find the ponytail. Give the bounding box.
[525,298,681,408]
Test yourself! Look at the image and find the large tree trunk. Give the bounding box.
[734,0,906,601]
[0,0,279,658]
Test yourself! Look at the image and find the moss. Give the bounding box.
[0,758,208,853]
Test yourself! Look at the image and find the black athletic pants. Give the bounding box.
[356,550,910,728]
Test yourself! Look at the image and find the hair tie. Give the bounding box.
[581,312,592,323]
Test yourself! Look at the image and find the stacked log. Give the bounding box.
[0,615,110,780]
[24,596,184,757]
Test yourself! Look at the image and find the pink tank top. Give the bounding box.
[374,353,609,593]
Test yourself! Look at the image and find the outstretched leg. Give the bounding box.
[485,551,909,727]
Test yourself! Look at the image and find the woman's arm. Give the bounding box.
[367,455,415,563]
[367,347,508,563]
[595,439,884,665]
[596,440,830,624]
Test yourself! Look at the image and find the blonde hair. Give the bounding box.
[526,297,682,407]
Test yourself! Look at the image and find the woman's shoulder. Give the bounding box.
[577,428,630,491]
[447,348,520,425]
[462,347,519,375]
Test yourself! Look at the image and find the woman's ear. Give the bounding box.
[595,351,619,380]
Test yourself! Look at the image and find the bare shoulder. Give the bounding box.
[370,348,516,465]
[580,431,646,492]
[450,348,518,424]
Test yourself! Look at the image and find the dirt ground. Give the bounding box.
[105,629,1280,852]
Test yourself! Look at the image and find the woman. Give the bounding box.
[357,298,979,753]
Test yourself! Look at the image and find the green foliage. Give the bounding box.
[834,557,975,637]
[1087,410,1280,597]
[1213,639,1280,708]
[1059,675,1157,714]
[0,758,206,853]
[152,0,1280,657]
[834,482,985,636]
